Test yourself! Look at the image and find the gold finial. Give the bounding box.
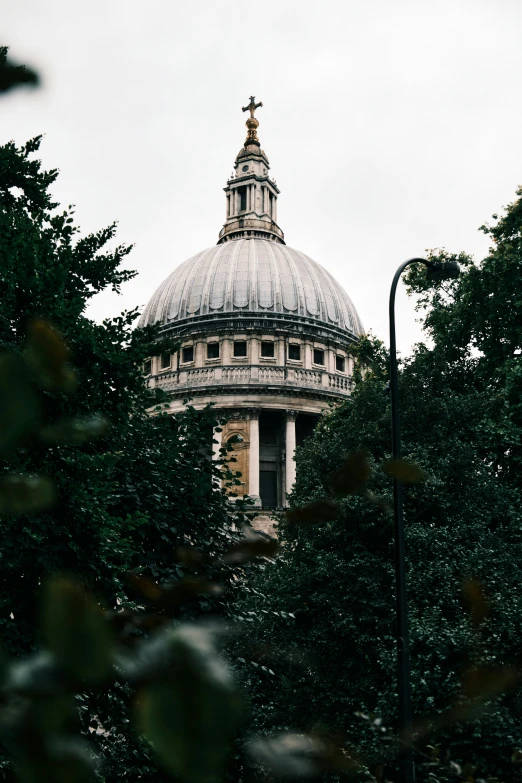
[242,95,263,145]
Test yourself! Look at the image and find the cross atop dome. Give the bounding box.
[242,95,263,146]
[242,96,263,119]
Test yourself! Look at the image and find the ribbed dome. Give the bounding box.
[140,239,363,337]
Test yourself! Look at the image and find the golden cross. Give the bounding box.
[242,96,263,119]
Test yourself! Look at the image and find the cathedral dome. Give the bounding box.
[139,238,364,339]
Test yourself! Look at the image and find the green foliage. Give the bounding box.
[0,135,247,780]
[0,576,244,783]
[233,190,522,781]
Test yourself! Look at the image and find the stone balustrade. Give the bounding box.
[149,365,352,396]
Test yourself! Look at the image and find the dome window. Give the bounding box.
[160,352,171,369]
[182,346,194,363]
[288,344,301,361]
[207,342,220,359]
[336,356,345,372]
[313,349,325,366]
[234,341,247,357]
[238,186,247,211]
[261,341,274,358]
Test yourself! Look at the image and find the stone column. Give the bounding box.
[248,409,261,507]
[277,337,285,366]
[222,336,232,365]
[195,339,205,366]
[212,425,222,459]
[285,410,297,504]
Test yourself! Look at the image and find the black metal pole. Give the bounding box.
[389,258,429,783]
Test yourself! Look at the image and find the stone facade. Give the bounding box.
[140,99,364,518]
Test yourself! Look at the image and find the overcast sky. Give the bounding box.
[3,0,522,354]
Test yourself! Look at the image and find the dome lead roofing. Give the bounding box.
[139,238,364,337]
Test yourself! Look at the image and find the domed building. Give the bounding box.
[140,97,364,512]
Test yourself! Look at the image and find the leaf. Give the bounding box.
[247,733,358,778]
[382,458,426,483]
[462,666,519,701]
[0,56,39,94]
[329,450,371,495]
[0,474,55,514]
[221,536,278,564]
[8,651,68,695]
[462,579,491,627]
[40,414,109,445]
[0,353,40,457]
[42,578,114,684]
[176,546,206,569]
[286,499,340,525]
[126,573,223,610]
[136,624,243,783]
[126,572,163,602]
[26,320,76,391]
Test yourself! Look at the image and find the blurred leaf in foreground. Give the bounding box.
[0,353,40,457]
[42,578,114,685]
[221,535,278,565]
[382,458,426,483]
[462,579,491,628]
[0,474,55,514]
[286,499,340,525]
[40,414,109,445]
[247,732,359,778]
[329,450,371,495]
[137,624,243,783]
[0,47,39,94]
[26,320,76,391]
[126,573,223,612]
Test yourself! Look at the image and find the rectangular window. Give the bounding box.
[160,352,171,369]
[313,348,325,365]
[261,341,274,358]
[288,344,301,361]
[207,342,220,359]
[182,346,194,363]
[239,186,247,211]
[336,355,345,372]
[234,341,247,357]
[143,359,152,376]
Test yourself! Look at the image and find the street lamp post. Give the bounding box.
[389,257,460,783]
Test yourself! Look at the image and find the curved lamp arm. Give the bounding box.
[388,256,459,783]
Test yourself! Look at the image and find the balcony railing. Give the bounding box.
[148,364,352,397]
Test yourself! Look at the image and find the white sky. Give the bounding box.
[3,0,522,354]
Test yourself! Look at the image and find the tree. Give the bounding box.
[233,191,522,781]
[0,135,245,780]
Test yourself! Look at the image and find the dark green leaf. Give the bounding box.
[329,450,371,494]
[26,320,76,391]
[42,578,114,684]
[221,536,278,564]
[0,353,40,457]
[40,414,109,445]
[286,499,340,525]
[137,625,243,783]
[382,458,426,483]
[0,474,55,514]
[0,55,39,94]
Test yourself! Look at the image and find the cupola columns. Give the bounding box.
[218,97,285,245]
